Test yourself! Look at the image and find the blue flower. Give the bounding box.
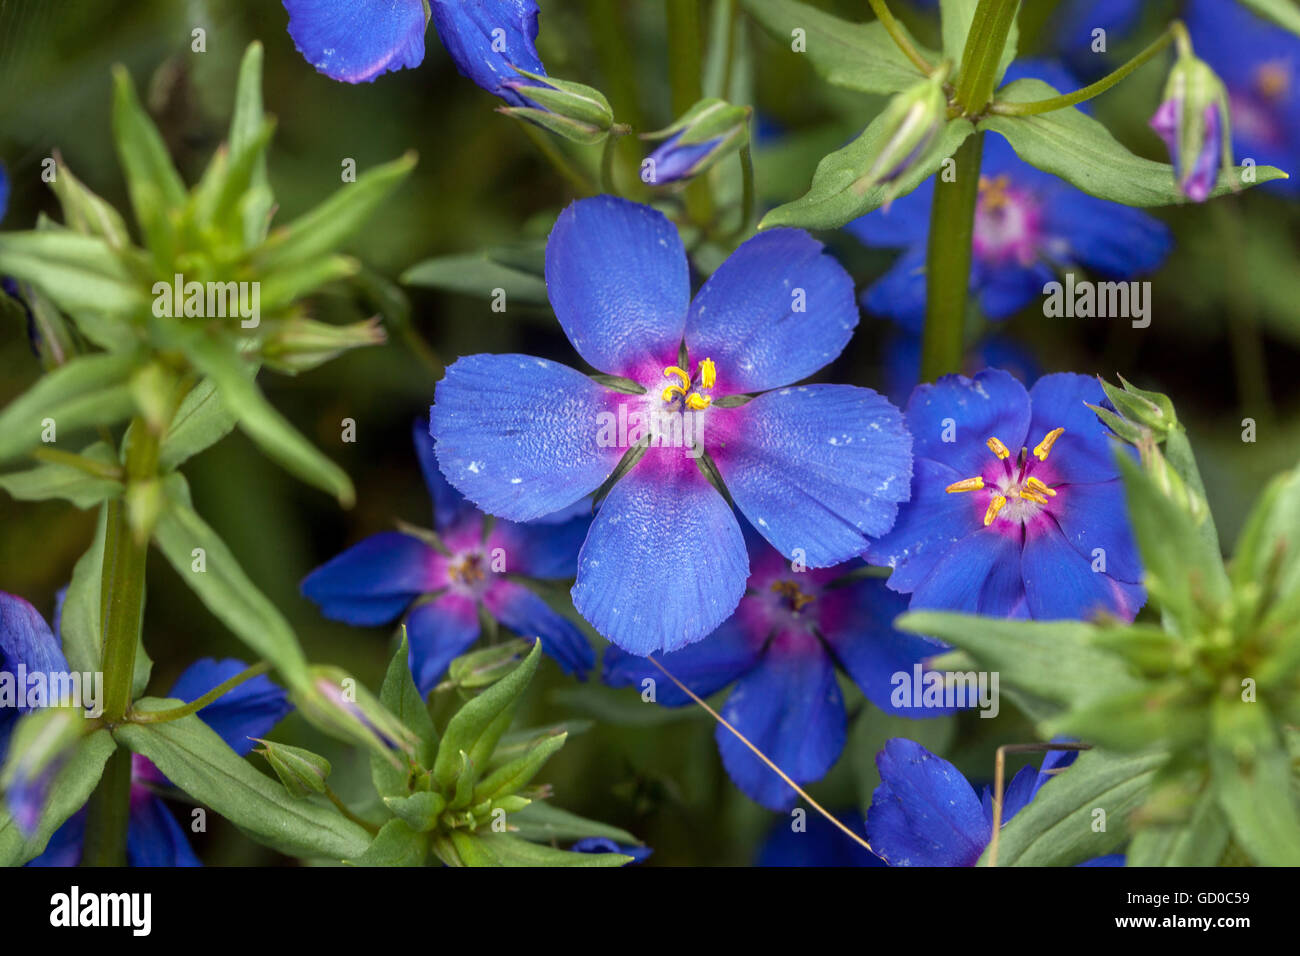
[570,837,653,864]
[282,0,547,95]
[865,369,1145,622]
[849,64,1172,331]
[29,657,291,866]
[302,418,594,693]
[1050,0,1146,81]
[867,737,1124,866]
[1187,0,1300,196]
[757,808,884,867]
[603,531,946,810]
[433,195,912,655]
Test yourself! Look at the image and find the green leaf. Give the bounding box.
[0,351,139,465]
[942,0,1017,85]
[0,729,116,866]
[740,0,934,94]
[1210,697,1300,866]
[471,733,567,806]
[507,801,641,846]
[382,791,446,832]
[159,378,239,472]
[1238,0,1300,37]
[0,230,148,322]
[1125,785,1230,866]
[401,251,549,306]
[982,79,1289,205]
[1232,466,1300,632]
[450,831,630,867]
[1053,682,1209,753]
[898,611,1141,726]
[0,442,122,508]
[976,748,1166,866]
[380,629,437,761]
[111,65,188,265]
[117,705,371,860]
[761,118,974,230]
[152,473,311,688]
[432,642,542,790]
[255,152,417,273]
[229,42,274,247]
[48,158,131,252]
[347,819,428,866]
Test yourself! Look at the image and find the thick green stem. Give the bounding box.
[867,0,934,76]
[921,133,984,381]
[81,747,133,867]
[953,0,1020,116]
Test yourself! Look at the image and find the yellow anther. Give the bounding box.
[1257,61,1290,101]
[663,366,691,390]
[986,436,1010,460]
[1019,489,1049,505]
[699,357,717,390]
[983,495,1007,526]
[771,580,815,612]
[1033,427,1065,461]
[945,476,985,494]
[1026,476,1056,497]
[685,393,713,410]
[979,174,1013,211]
[661,384,687,403]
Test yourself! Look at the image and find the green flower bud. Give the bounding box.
[261,317,386,374]
[641,98,752,185]
[295,666,420,768]
[499,69,616,145]
[855,64,951,203]
[253,738,332,797]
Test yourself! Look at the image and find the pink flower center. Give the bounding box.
[973,175,1041,267]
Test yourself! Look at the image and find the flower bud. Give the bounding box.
[1150,49,1231,202]
[445,638,534,691]
[253,738,331,798]
[499,69,615,146]
[641,98,751,186]
[295,667,420,767]
[855,65,950,203]
[261,316,386,374]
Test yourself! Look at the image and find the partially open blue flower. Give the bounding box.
[29,658,290,867]
[849,63,1172,331]
[302,418,594,693]
[865,369,1145,622]
[433,195,912,655]
[604,531,946,810]
[867,737,1124,866]
[282,0,547,96]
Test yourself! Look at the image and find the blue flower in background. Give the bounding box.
[1188,0,1300,196]
[758,808,883,867]
[433,195,912,656]
[1051,0,1146,81]
[865,369,1145,622]
[604,531,946,810]
[849,63,1172,331]
[571,837,653,863]
[867,737,1124,866]
[302,418,594,692]
[0,593,71,794]
[283,0,547,99]
[29,657,291,866]
[882,331,1040,407]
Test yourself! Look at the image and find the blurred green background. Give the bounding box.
[1,0,1296,864]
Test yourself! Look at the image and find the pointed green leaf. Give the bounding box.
[1210,697,1300,866]
[49,158,131,251]
[471,733,566,806]
[159,378,239,472]
[450,831,630,867]
[383,791,446,832]
[1239,0,1300,37]
[0,230,149,321]
[111,65,187,265]
[0,442,122,508]
[507,801,642,846]
[346,819,428,866]
[380,629,436,761]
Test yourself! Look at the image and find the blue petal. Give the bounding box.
[0,161,8,222]
[168,658,292,755]
[845,176,934,248]
[645,132,718,184]
[716,631,846,810]
[975,259,1056,320]
[866,738,988,866]
[483,581,593,677]
[126,795,202,867]
[544,197,689,377]
[757,808,884,866]
[0,593,70,714]
[685,229,858,393]
[602,616,762,706]
[862,245,929,332]
[413,416,473,531]
[25,811,85,867]
[571,453,748,655]
[406,595,481,693]
[711,385,912,567]
[1052,479,1143,584]
[493,513,591,579]
[1022,521,1145,621]
[282,0,427,84]
[1043,190,1172,278]
[1079,853,1126,866]
[864,458,978,593]
[430,0,546,105]
[910,525,1026,618]
[432,353,623,521]
[570,837,653,863]
[981,765,1040,823]
[1027,373,1122,484]
[902,368,1031,477]
[301,532,436,625]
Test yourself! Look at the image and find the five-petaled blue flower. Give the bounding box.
[850,63,1172,331]
[865,369,1145,622]
[283,0,547,97]
[867,737,1124,866]
[302,418,594,692]
[603,530,945,810]
[432,195,912,656]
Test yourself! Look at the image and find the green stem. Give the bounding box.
[953,0,1020,116]
[989,21,1182,116]
[30,447,123,480]
[600,128,624,194]
[724,143,756,241]
[128,662,272,724]
[921,133,984,381]
[867,0,934,76]
[516,119,596,195]
[667,0,714,227]
[80,748,133,867]
[326,786,381,835]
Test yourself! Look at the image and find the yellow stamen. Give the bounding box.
[986,436,1010,460]
[661,384,687,403]
[699,357,717,390]
[685,393,712,410]
[771,580,815,612]
[448,554,485,585]
[983,495,1007,526]
[945,476,985,494]
[1026,476,1056,497]
[663,366,690,390]
[1019,489,1049,505]
[1033,427,1065,461]
[979,174,1013,211]
[1257,61,1290,101]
